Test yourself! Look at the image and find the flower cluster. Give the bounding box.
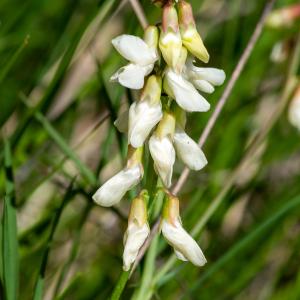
[93,0,225,271]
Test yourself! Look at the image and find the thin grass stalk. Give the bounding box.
[2,138,19,300]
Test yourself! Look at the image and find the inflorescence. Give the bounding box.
[93,0,226,271]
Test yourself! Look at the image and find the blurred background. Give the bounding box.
[1,0,300,299]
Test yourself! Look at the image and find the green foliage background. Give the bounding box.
[1,0,300,299]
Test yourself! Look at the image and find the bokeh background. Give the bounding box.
[1,0,300,299]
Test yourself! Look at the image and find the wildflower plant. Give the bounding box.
[93,0,225,271]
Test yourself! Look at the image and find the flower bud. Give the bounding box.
[128,75,163,147]
[123,191,150,271]
[288,85,300,131]
[149,112,176,187]
[267,4,300,28]
[178,0,209,63]
[159,2,182,68]
[161,193,207,267]
[93,146,143,207]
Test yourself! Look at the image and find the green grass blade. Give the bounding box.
[0,35,29,85]
[33,110,97,186]
[189,194,300,293]
[9,0,120,151]
[53,203,92,297]
[32,179,75,300]
[2,139,19,300]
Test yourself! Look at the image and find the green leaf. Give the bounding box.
[32,179,75,300]
[2,139,19,300]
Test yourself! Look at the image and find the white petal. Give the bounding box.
[162,219,207,267]
[149,135,175,188]
[288,96,300,131]
[165,68,210,112]
[128,101,163,148]
[174,127,207,171]
[92,165,143,207]
[110,64,153,90]
[192,79,215,94]
[188,64,226,86]
[112,35,157,66]
[123,223,150,271]
[114,109,129,134]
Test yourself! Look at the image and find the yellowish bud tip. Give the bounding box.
[162,192,180,225]
[141,75,162,104]
[178,0,209,63]
[156,111,176,138]
[127,145,144,168]
[128,190,149,226]
[159,3,182,68]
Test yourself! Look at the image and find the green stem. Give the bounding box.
[110,271,130,300]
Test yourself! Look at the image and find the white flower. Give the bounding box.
[149,135,175,188]
[174,126,207,170]
[161,219,207,266]
[111,63,153,90]
[161,194,207,267]
[128,75,163,147]
[111,28,159,90]
[123,190,150,271]
[164,68,210,112]
[185,58,226,94]
[288,86,300,131]
[93,164,143,207]
[123,222,149,271]
[129,101,162,147]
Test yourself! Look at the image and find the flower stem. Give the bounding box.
[110,271,130,300]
